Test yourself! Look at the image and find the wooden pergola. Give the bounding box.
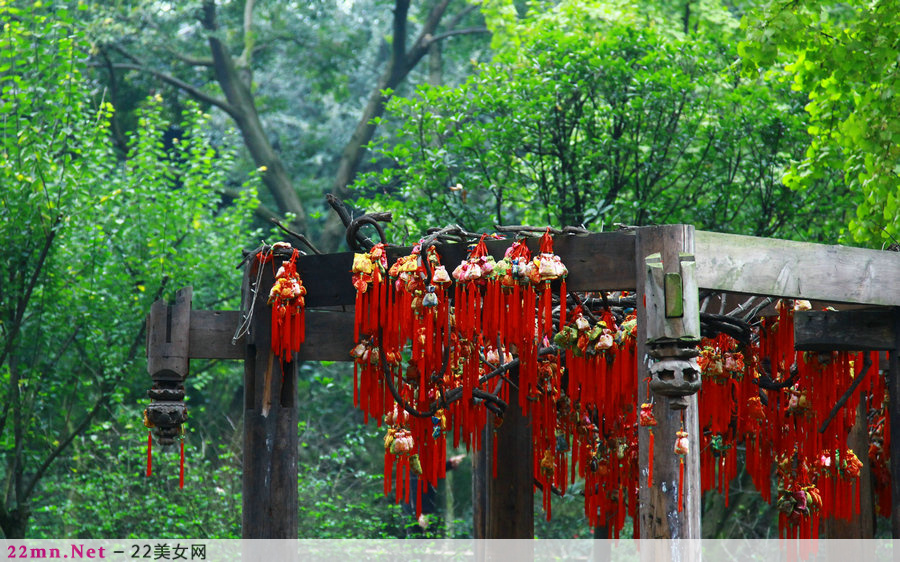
[146,224,900,539]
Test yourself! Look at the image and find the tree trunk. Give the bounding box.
[0,507,29,539]
[317,0,454,251]
[201,0,308,235]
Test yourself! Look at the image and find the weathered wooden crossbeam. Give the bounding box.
[188,309,353,361]
[294,231,638,307]
[795,308,900,351]
[292,230,900,307]
[696,232,900,306]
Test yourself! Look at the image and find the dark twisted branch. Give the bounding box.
[326,194,392,251]
[270,218,322,255]
[755,359,800,390]
[345,213,392,252]
[493,225,590,236]
[570,291,600,324]
[818,353,872,434]
[376,322,515,419]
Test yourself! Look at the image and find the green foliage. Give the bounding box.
[354,7,844,242]
[0,2,259,538]
[295,363,407,538]
[29,420,243,538]
[741,0,900,247]
[82,0,491,228]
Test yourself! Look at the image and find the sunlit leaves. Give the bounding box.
[742,0,900,247]
[0,3,259,537]
[353,8,842,242]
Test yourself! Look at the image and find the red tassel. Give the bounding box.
[146,431,153,477]
[543,282,552,337]
[179,437,185,489]
[404,458,411,504]
[678,457,685,512]
[648,429,654,487]
[354,292,361,342]
[559,279,567,329]
[384,452,392,496]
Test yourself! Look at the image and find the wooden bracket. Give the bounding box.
[644,251,700,344]
[146,286,192,381]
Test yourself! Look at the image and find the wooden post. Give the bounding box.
[636,225,701,539]
[822,397,875,538]
[147,287,192,382]
[486,368,533,538]
[473,368,533,540]
[240,261,298,539]
[472,428,489,539]
[889,309,900,538]
[145,287,192,445]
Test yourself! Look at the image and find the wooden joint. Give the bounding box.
[146,286,193,381]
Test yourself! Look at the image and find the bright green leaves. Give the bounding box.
[0,3,259,537]
[353,8,839,242]
[742,0,900,247]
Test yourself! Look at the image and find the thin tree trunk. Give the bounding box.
[317,0,458,251]
[201,0,308,234]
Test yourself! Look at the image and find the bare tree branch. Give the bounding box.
[198,0,309,234]
[108,62,237,118]
[162,45,214,67]
[424,26,490,46]
[319,0,470,250]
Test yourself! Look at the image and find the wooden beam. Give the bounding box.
[241,260,298,539]
[695,231,900,306]
[188,309,355,362]
[636,225,701,539]
[795,309,899,351]
[189,310,243,360]
[296,232,637,307]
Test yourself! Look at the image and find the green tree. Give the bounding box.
[354,1,845,242]
[87,0,490,250]
[0,3,258,537]
[740,0,900,247]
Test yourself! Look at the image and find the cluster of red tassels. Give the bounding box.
[267,248,307,363]
[350,242,454,507]
[348,232,883,536]
[696,302,881,539]
[552,306,639,536]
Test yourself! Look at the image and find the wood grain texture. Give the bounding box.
[486,369,534,539]
[188,309,355,361]
[695,231,900,305]
[147,287,192,381]
[189,310,243,359]
[296,232,637,307]
[241,257,298,539]
[636,225,702,540]
[794,309,898,351]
